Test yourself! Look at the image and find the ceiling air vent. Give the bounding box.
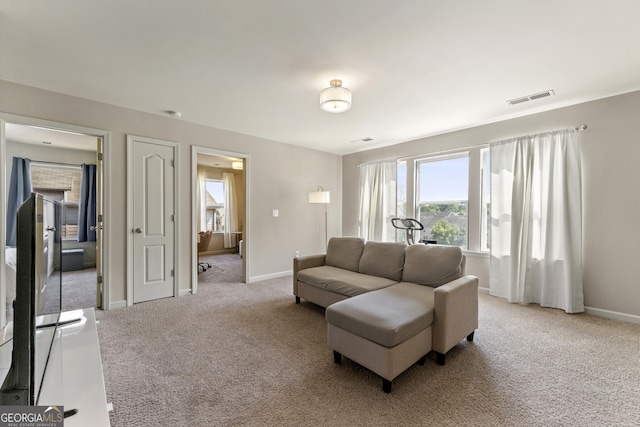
[351,137,373,144]
[507,90,555,106]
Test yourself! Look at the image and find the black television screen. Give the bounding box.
[0,193,62,405]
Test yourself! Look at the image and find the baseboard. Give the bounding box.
[479,289,640,325]
[179,289,192,297]
[109,300,127,309]
[200,249,237,256]
[248,270,292,283]
[585,306,640,325]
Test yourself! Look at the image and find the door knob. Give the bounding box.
[135,227,143,234]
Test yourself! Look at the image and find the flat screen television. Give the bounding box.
[0,193,63,405]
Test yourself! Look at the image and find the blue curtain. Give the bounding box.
[6,157,32,246]
[78,164,97,242]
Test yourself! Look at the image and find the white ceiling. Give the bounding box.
[4,123,97,151]
[2,1,640,155]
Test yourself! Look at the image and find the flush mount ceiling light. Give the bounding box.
[231,161,243,170]
[320,79,352,113]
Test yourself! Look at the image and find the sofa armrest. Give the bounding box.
[432,275,479,355]
[293,254,326,295]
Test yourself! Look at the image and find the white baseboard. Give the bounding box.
[479,288,640,325]
[585,306,640,325]
[248,270,292,283]
[109,300,127,309]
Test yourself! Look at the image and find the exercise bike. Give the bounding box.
[390,217,437,245]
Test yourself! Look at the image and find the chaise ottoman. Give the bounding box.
[326,282,435,393]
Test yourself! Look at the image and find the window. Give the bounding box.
[416,155,469,248]
[480,148,491,252]
[205,179,225,232]
[393,147,489,252]
[396,161,407,242]
[30,163,82,239]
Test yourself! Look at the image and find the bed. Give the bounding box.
[5,247,17,303]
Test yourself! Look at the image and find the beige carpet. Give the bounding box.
[96,256,640,426]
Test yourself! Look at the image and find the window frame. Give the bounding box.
[397,145,489,253]
[30,162,82,241]
[204,178,225,233]
[414,152,470,249]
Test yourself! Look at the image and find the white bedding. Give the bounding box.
[5,247,17,302]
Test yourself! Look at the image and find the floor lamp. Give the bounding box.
[309,186,330,250]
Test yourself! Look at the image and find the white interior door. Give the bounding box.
[128,136,177,303]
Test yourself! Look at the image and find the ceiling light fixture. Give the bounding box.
[320,80,352,113]
[231,161,243,170]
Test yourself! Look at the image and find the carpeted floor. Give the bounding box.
[96,256,640,426]
[39,267,97,315]
[61,268,97,311]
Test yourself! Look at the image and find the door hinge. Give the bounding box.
[171,214,175,222]
[170,269,174,277]
[98,214,103,222]
[97,152,103,161]
[97,275,103,284]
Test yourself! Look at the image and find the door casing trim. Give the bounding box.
[191,146,249,294]
[0,114,111,312]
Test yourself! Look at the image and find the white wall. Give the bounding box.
[343,90,640,321]
[1,79,342,306]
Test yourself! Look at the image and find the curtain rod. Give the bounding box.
[357,124,589,167]
[30,160,83,169]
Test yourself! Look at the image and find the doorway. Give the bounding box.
[191,146,248,293]
[0,115,110,327]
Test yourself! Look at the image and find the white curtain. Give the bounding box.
[490,128,583,313]
[196,170,207,232]
[223,172,239,248]
[357,160,397,242]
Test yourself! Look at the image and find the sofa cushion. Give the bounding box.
[402,244,463,287]
[325,283,435,347]
[358,241,407,281]
[297,266,397,297]
[325,237,365,272]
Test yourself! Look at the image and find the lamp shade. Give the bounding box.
[320,80,352,113]
[309,190,330,204]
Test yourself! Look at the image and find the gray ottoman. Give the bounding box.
[325,282,435,392]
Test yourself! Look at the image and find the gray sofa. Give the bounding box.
[293,237,478,392]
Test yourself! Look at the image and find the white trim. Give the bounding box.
[584,306,640,325]
[191,146,249,294]
[482,292,640,325]
[248,270,292,283]
[109,300,127,310]
[127,135,180,306]
[0,114,111,311]
[462,250,490,258]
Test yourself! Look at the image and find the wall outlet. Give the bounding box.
[272,209,279,217]
[295,251,300,258]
